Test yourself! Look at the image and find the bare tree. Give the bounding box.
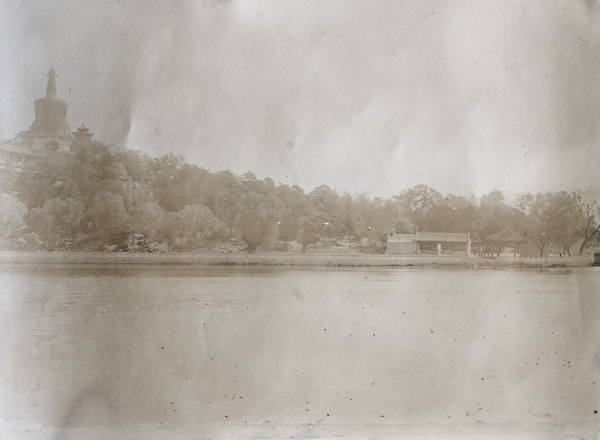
[574,188,600,255]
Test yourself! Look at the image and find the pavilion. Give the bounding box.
[483,226,528,257]
[386,232,471,256]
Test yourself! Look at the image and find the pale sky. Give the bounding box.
[1,0,599,201]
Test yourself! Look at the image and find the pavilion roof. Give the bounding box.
[485,226,527,243]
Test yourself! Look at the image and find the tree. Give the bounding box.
[212,171,243,238]
[130,200,164,239]
[349,194,406,244]
[235,191,279,253]
[28,197,85,248]
[480,189,505,205]
[151,153,188,212]
[114,181,163,239]
[27,207,52,244]
[113,149,154,183]
[421,194,479,233]
[179,204,224,247]
[15,151,82,209]
[516,192,552,257]
[545,191,580,256]
[297,208,329,253]
[396,184,443,231]
[309,185,341,225]
[395,216,415,234]
[0,193,27,247]
[338,193,356,237]
[159,212,182,252]
[477,192,525,240]
[272,184,307,242]
[88,190,128,245]
[573,188,600,255]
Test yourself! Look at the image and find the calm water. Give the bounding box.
[1,264,599,439]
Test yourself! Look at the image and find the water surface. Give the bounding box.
[1,264,599,439]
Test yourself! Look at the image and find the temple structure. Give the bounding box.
[482,226,528,257]
[71,123,94,150]
[18,68,77,152]
[1,68,94,186]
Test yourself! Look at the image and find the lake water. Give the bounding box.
[1,264,599,439]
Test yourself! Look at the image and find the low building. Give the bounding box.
[385,234,417,255]
[386,232,471,256]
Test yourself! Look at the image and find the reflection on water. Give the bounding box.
[1,265,599,439]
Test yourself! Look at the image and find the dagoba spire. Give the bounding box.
[46,67,57,98]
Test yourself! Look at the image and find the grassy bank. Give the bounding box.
[0,251,594,268]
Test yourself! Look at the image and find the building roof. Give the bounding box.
[387,234,416,243]
[0,142,35,156]
[485,226,527,243]
[415,232,470,243]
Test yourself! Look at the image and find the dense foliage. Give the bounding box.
[1,142,599,255]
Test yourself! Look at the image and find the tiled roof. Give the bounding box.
[415,232,469,243]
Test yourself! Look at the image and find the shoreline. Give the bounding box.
[0,251,594,268]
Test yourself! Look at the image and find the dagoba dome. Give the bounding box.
[23,68,73,152]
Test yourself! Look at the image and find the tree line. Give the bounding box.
[1,141,599,256]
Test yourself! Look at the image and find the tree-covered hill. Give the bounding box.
[1,142,599,256]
